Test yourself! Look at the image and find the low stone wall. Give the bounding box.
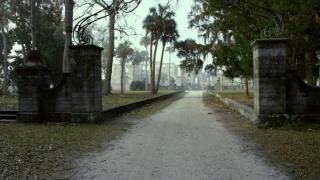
[210,92,261,126]
[158,85,169,90]
[211,92,320,126]
[94,91,183,123]
[286,69,320,114]
[40,91,182,123]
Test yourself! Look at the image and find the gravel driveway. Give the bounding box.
[63,91,290,180]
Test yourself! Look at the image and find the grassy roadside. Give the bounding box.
[212,90,254,108]
[203,92,320,180]
[0,91,187,179]
[0,90,176,110]
[102,90,176,109]
[0,96,18,110]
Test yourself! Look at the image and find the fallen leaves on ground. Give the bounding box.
[203,93,320,180]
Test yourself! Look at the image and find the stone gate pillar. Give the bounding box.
[15,50,51,122]
[251,38,288,124]
[69,45,103,122]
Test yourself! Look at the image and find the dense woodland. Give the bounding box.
[0,0,319,96]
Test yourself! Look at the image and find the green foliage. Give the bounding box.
[161,72,168,82]
[142,3,178,94]
[174,38,204,75]
[140,35,150,50]
[8,52,24,87]
[116,41,134,61]
[5,0,64,86]
[201,0,320,83]
[0,123,127,179]
[206,38,253,80]
[130,81,145,91]
[132,49,147,66]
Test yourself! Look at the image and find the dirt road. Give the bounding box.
[63,91,289,180]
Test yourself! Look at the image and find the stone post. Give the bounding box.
[170,78,175,90]
[251,38,288,124]
[15,50,51,122]
[69,45,103,122]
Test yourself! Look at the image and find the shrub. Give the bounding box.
[130,81,145,91]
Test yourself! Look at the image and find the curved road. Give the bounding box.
[64,91,289,180]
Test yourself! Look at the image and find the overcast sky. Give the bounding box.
[72,0,207,65]
[128,0,201,64]
[78,0,203,65]
[11,0,205,66]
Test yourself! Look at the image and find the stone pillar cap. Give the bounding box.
[26,50,43,67]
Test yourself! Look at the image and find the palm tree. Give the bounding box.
[139,35,150,91]
[138,50,148,81]
[131,49,144,82]
[142,7,157,94]
[116,40,134,94]
[156,17,179,93]
[165,46,175,90]
[143,4,176,94]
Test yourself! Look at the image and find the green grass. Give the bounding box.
[0,123,125,179]
[0,90,176,110]
[212,89,253,94]
[0,96,18,110]
[203,92,320,180]
[211,90,254,108]
[102,90,176,109]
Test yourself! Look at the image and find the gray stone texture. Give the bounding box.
[70,45,103,113]
[16,45,103,123]
[286,69,320,114]
[15,67,51,122]
[41,73,73,112]
[251,39,288,115]
[15,67,51,113]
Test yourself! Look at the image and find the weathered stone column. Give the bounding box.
[169,78,176,90]
[69,45,103,122]
[251,38,288,125]
[15,50,51,122]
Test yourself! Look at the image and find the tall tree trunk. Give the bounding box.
[313,76,317,86]
[304,32,315,85]
[151,34,160,94]
[63,0,73,72]
[132,65,135,81]
[156,42,166,93]
[21,44,26,65]
[311,50,317,86]
[305,51,314,85]
[244,76,249,96]
[292,48,297,68]
[149,36,154,94]
[168,50,171,90]
[140,64,142,81]
[145,47,148,91]
[120,57,125,94]
[103,11,116,95]
[1,16,8,97]
[31,0,36,50]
